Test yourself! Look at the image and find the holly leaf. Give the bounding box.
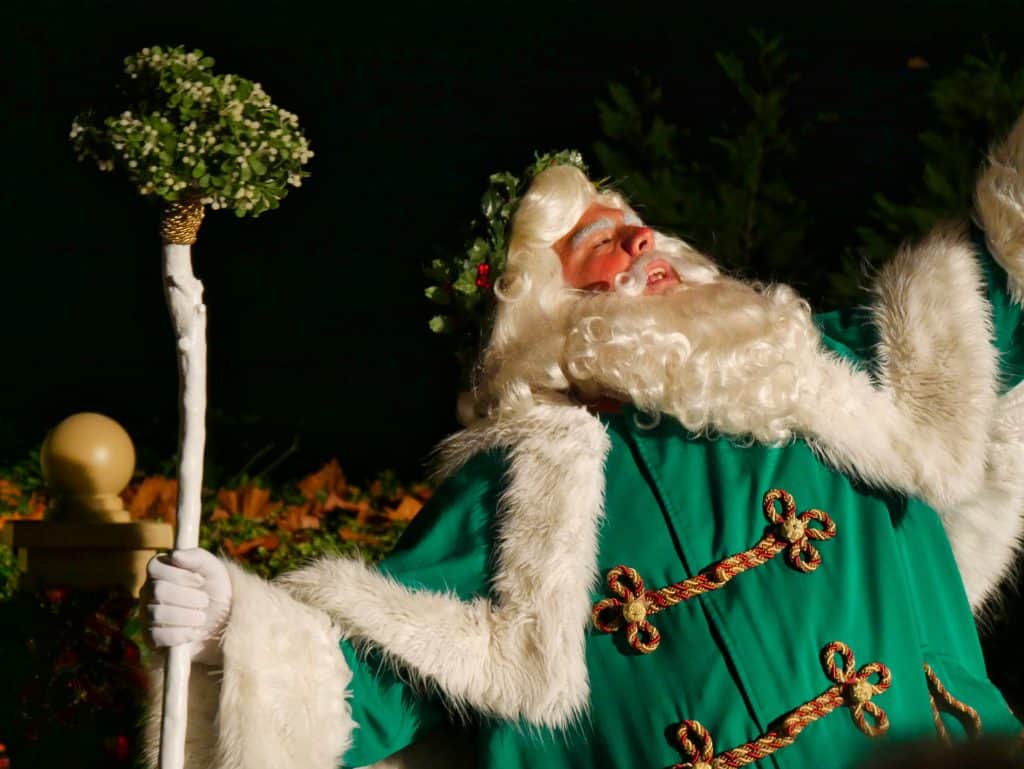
[425,285,451,305]
[429,315,452,333]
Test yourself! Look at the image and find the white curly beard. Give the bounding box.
[561,273,823,443]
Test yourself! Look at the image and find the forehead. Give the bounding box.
[555,203,624,250]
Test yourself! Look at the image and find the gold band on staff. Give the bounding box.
[160,198,205,245]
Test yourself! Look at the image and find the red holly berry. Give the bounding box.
[475,263,492,289]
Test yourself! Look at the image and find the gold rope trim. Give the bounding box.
[160,198,205,245]
[672,641,891,769]
[924,663,982,743]
[593,489,836,653]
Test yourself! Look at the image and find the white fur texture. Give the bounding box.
[976,110,1024,304]
[799,230,999,513]
[939,382,1024,614]
[280,403,609,729]
[143,561,354,769]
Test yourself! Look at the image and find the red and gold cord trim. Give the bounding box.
[924,663,982,743]
[672,641,892,769]
[593,489,836,653]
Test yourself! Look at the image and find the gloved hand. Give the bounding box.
[143,548,232,666]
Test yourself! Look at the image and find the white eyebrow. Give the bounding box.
[571,217,615,248]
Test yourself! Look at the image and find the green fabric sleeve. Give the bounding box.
[340,450,506,767]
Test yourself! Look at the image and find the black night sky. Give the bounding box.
[5,0,1023,481]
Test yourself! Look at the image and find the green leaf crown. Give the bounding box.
[425,149,591,378]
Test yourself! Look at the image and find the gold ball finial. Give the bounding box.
[41,412,135,523]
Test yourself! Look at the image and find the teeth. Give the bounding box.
[647,268,666,284]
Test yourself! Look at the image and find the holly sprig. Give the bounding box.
[425,149,589,377]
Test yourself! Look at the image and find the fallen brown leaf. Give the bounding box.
[298,459,347,500]
[222,534,280,558]
[338,528,383,547]
[387,495,423,522]
[213,483,281,521]
[277,503,322,532]
[123,476,178,523]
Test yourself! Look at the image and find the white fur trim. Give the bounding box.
[280,403,609,729]
[939,381,1024,614]
[976,111,1024,304]
[143,561,354,769]
[797,230,998,511]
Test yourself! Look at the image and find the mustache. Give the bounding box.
[611,248,720,297]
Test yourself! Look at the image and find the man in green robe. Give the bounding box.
[144,117,1024,769]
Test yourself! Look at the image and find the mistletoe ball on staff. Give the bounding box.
[70,44,312,769]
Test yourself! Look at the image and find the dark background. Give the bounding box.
[4,0,1023,482]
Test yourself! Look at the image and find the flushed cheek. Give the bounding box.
[573,252,631,289]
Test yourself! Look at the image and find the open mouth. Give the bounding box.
[644,260,680,292]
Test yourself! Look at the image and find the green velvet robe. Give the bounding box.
[337,239,1023,768]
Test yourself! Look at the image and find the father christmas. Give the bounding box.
[143,117,1024,769]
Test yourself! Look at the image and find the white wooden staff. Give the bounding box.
[159,198,207,769]
[68,45,315,768]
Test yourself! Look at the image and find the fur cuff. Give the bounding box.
[940,381,1024,614]
[803,228,998,510]
[976,111,1024,305]
[143,561,354,769]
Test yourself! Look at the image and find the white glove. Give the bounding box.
[144,548,232,666]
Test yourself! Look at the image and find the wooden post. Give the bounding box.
[2,412,173,594]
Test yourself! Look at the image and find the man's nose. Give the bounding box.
[623,226,654,257]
